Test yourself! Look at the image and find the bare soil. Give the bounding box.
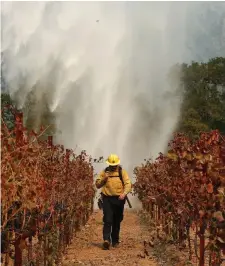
[62,210,158,266]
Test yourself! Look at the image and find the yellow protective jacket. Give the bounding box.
[95,166,132,196]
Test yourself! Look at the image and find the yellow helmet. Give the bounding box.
[105,154,120,166]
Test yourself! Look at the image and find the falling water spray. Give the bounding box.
[2,2,225,208]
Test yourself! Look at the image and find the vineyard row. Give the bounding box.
[1,108,95,265]
[134,131,225,265]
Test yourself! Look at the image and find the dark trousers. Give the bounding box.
[102,195,125,244]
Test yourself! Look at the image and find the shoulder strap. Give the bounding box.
[118,166,124,185]
[105,166,110,172]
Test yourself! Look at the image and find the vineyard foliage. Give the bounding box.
[1,107,95,264]
[134,130,225,256]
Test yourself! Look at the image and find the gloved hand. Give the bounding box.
[119,193,126,200]
[101,176,108,185]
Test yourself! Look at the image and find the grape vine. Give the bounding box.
[1,107,95,265]
[134,130,225,265]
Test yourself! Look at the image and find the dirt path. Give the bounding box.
[62,210,158,266]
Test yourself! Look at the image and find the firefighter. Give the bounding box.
[95,154,132,250]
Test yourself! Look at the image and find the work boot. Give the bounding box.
[112,242,119,248]
[102,240,110,250]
